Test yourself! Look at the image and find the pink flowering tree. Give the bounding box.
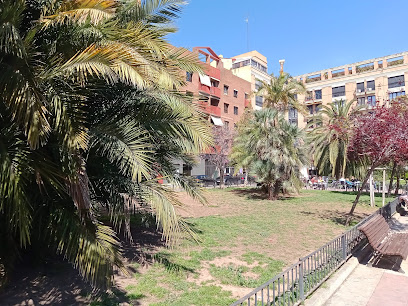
[347,101,408,223]
[201,126,235,188]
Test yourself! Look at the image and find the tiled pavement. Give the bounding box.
[321,214,408,306]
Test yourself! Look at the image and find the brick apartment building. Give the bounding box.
[174,46,252,176]
[183,47,252,128]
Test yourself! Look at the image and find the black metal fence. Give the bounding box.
[232,198,399,306]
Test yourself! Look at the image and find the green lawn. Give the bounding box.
[92,188,385,305]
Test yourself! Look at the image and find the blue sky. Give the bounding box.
[169,0,408,76]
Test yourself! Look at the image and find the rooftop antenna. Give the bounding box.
[244,16,249,51]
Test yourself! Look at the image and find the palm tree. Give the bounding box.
[256,72,306,112]
[308,99,360,179]
[232,108,307,200]
[0,0,212,289]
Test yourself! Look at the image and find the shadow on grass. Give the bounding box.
[299,209,371,226]
[0,259,134,306]
[153,252,196,274]
[230,187,296,201]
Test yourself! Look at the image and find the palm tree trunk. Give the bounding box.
[387,162,396,197]
[268,183,275,200]
[346,165,376,225]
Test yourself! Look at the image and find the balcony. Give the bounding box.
[198,84,210,94]
[198,102,221,117]
[205,64,221,80]
[210,86,221,98]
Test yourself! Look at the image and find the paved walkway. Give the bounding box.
[314,214,408,306]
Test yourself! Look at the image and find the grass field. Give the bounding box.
[91,188,385,305]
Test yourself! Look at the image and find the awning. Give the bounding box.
[199,74,212,87]
[210,116,223,126]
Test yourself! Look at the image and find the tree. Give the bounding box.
[346,102,408,224]
[0,0,212,288]
[256,72,306,112]
[308,100,360,179]
[202,126,235,188]
[232,109,307,200]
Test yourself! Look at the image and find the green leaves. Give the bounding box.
[0,0,210,291]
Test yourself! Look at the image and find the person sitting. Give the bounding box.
[397,195,408,216]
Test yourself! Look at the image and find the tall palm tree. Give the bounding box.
[232,108,307,200]
[308,100,360,179]
[0,0,212,289]
[256,72,306,112]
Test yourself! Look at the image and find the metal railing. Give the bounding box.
[232,198,399,306]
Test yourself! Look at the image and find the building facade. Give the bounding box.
[220,50,270,110]
[292,51,408,129]
[175,47,252,176]
[183,47,252,128]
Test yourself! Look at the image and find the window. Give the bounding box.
[234,123,237,129]
[251,60,268,73]
[332,86,345,97]
[233,90,238,98]
[224,85,229,95]
[186,72,192,82]
[245,92,249,100]
[389,91,406,101]
[315,90,322,100]
[255,96,263,107]
[224,103,229,113]
[367,80,375,91]
[288,107,298,127]
[367,95,376,107]
[224,121,229,129]
[356,82,365,93]
[232,59,250,69]
[388,75,405,88]
[357,97,365,105]
[307,105,314,115]
[211,80,219,87]
[315,104,321,113]
[255,80,262,91]
[234,106,238,115]
[294,94,298,101]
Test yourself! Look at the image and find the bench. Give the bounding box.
[359,214,408,272]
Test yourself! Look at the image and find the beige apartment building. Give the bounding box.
[292,51,408,129]
[220,50,270,110]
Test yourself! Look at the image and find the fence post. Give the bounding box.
[299,260,305,301]
[341,235,347,260]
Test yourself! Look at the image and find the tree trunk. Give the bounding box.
[346,165,376,225]
[387,162,396,197]
[273,180,282,199]
[268,183,275,200]
[220,167,224,189]
[244,170,248,186]
[395,169,400,196]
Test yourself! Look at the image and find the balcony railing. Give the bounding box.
[198,84,210,94]
[210,86,221,97]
